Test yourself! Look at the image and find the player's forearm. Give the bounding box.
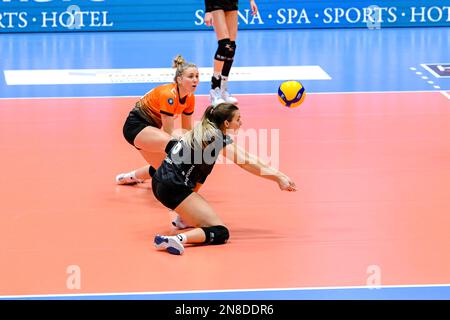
[238,157,281,182]
[181,117,193,131]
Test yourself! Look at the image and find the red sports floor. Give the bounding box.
[1,92,450,296]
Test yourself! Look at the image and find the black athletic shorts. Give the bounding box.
[151,177,193,210]
[122,103,159,148]
[205,0,238,12]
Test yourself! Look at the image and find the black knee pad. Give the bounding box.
[214,39,234,62]
[201,225,230,245]
[229,41,236,58]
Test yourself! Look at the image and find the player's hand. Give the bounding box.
[204,12,213,26]
[277,175,297,192]
[250,0,258,15]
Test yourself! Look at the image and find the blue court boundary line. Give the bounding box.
[2,284,450,300]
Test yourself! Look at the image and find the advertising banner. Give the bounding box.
[0,0,449,33]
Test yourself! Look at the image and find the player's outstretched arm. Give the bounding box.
[224,143,297,191]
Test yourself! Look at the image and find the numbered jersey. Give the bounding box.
[154,133,233,189]
[139,83,195,128]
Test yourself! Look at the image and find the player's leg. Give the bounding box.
[154,190,229,255]
[220,10,239,104]
[209,10,230,106]
[116,126,170,185]
[170,210,193,229]
[116,151,165,185]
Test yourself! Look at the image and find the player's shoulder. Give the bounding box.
[187,92,195,102]
[158,83,177,98]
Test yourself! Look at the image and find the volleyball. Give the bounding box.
[277,80,306,108]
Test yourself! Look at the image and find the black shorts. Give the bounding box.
[151,178,193,210]
[205,0,238,12]
[122,104,159,147]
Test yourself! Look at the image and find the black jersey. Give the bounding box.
[153,131,233,189]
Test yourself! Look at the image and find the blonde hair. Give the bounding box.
[184,103,239,148]
[172,54,197,83]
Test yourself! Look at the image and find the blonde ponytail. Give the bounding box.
[184,103,239,148]
[172,54,186,69]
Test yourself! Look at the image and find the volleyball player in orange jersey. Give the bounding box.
[116,55,199,185]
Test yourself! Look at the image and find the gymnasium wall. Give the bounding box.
[0,0,448,33]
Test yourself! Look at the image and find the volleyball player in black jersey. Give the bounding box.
[205,0,258,106]
[151,103,297,255]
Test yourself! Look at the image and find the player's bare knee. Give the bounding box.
[201,225,230,245]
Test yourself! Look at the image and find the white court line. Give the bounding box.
[1,283,450,299]
[3,66,331,85]
[440,91,450,100]
[421,63,450,78]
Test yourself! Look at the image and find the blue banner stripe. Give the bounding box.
[1,0,449,33]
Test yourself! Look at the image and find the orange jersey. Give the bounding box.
[139,83,195,128]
